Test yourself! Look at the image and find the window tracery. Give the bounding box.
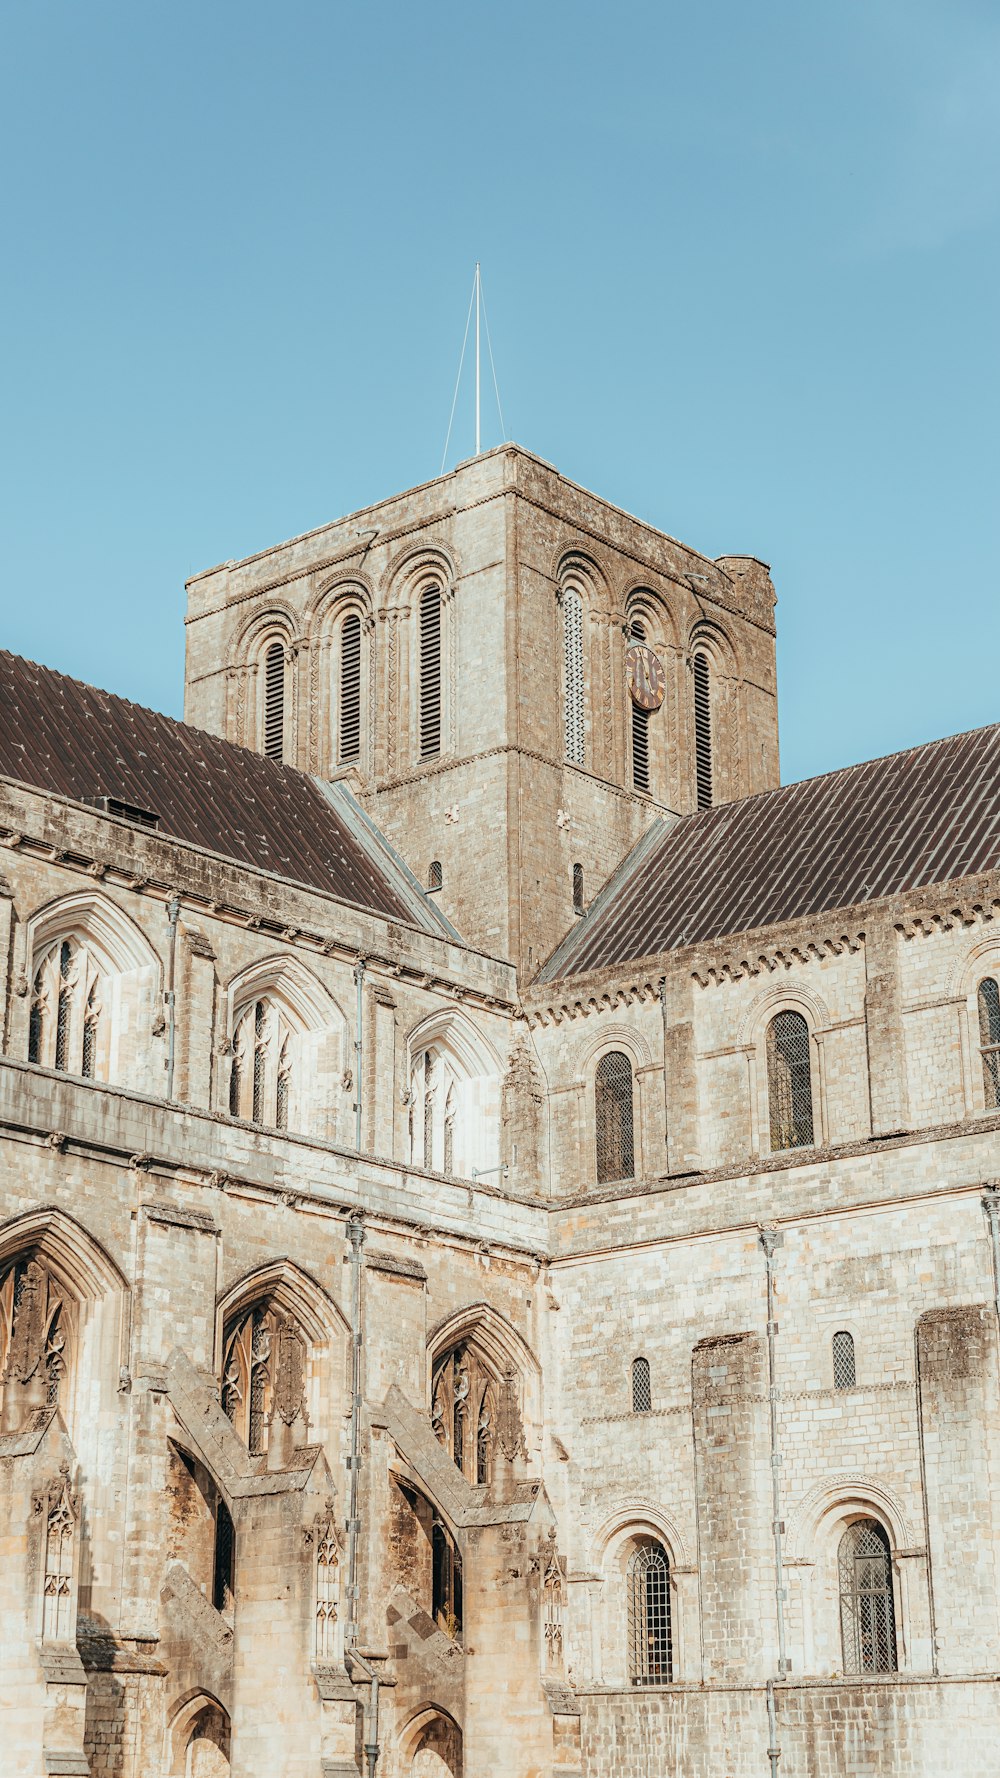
[626,1537,671,1684]
[0,1256,68,1433]
[542,1531,565,1673]
[431,1342,500,1485]
[221,1302,308,1461]
[312,1504,342,1661]
[838,1519,897,1674]
[229,997,295,1130]
[28,937,106,1080]
[36,1467,78,1643]
[408,1028,498,1179]
[765,1010,814,1150]
[978,976,1000,1109]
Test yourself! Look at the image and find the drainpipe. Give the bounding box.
[165,896,180,1100]
[354,960,365,1151]
[344,1214,380,1774]
[760,1227,785,1777]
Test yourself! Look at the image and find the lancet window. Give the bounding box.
[420,584,442,758]
[832,1330,856,1390]
[631,1355,652,1413]
[408,1035,496,1180]
[630,618,651,793]
[339,611,362,764]
[263,641,286,761]
[563,586,585,764]
[627,1537,672,1685]
[0,1256,68,1434]
[978,976,1000,1109]
[229,997,294,1130]
[838,1519,897,1674]
[432,1514,463,1637]
[28,937,105,1080]
[693,650,712,809]
[595,1050,635,1183]
[766,1010,815,1150]
[221,1301,308,1461]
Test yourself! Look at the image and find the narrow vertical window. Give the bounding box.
[251,1000,267,1125]
[80,983,99,1079]
[693,650,712,809]
[978,977,1000,1109]
[339,612,362,764]
[630,619,650,793]
[263,642,285,761]
[213,1497,235,1614]
[595,1050,635,1183]
[839,1520,897,1674]
[428,860,443,891]
[275,1035,290,1131]
[766,1010,814,1150]
[573,862,584,916]
[627,1539,671,1684]
[420,585,442,758]
[28,990,44,1064]
[631,1356,652,1413]
[563,587,584,765]
[832,1330,856,1390]
[54,940,74,1073]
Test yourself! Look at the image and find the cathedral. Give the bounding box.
[1,442,999,1777]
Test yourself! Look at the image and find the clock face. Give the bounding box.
[625,643,666,712]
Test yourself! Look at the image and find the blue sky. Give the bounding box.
[1,0,996,783]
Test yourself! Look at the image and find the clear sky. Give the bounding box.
[1,0,996,784]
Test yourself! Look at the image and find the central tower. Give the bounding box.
[184,446,780,976]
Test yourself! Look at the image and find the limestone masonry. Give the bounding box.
[1,443,999,1776]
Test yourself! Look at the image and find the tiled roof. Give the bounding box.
[0,650,450,932]
[539,722,1000,981]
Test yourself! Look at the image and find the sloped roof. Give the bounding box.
[0,650,452,933]
[539,721,1000,981]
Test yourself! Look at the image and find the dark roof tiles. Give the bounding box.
[0,650,427,926]
[539,722,1000,981]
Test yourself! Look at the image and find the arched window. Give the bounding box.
[408,1024,499,1179]
[221,1301,308,1460]
[419,584,442,758]
[838,1520,897,1674]
[229,997,293,1130]
[563,587,584,765]
[832,1330,856,1390]
[573,862,584,916]
[978,976,1000,1109]
[428,860,443,892]
[627,1538,671,1684]
[693,650,712,809]
[0,1255,69,1433]
[431,1342,501,1485]
[766,1010,814,1150]
[595,1050,635,1183]
[338,612,362,764]
[432,1515,463,1637]
[630,618,650,793]
[28,937,105,1080]
[263,641,286,761]
[631,1356,652,1414]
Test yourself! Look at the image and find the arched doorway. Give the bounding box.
[401,1708,463,1778]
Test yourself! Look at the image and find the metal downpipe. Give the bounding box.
[344,1214,379,1771]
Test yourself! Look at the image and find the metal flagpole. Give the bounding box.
[475,261,481,455]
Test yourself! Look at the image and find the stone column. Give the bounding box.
[691,1330,772,1681]
[916,1303,1000,1673]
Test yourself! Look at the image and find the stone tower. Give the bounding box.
[184,445,779,975]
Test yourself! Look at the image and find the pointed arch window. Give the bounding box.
[627,1537,672,1684]
[631,1355,652,1413]
[408,1028,499,1180]
[693,650,712,809]
[766,1010,814,1150]
[28,937,105,1081]
[220,1300,307,1460]
[838,1519,897,1674]
[339,612,362,764]
[595,1050,635,1183]
[431,1342,500,1486]
[420,584,442,758]
[229,997,294,1130]
[978,976,1000,1109]
[263,641,286,761]
[832,1330,856,1390]
[630,618,650,793]
[563,587,584,765]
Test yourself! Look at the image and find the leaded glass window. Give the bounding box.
[833,1330,856,1390]
[766,1010,814,1150]
[631,1356,652,1413]
[627,1538,671,1684]
[595,1050,635,1183]
[839,1519,897,1674]
[979,977,1000,1109]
